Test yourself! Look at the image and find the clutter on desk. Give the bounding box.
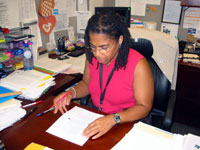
[0,70,55,100]
[178,28,200,64]
[0,27,34,73]
[178,40,200,64]
[111,121,200,150]
[0,98,26,132]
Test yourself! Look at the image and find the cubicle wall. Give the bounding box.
[35,0,190,49]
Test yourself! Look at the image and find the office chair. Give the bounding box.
[130,38,176,131]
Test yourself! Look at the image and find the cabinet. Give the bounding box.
[181,0,200,7]
[174,61,200,129]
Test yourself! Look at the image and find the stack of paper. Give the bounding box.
[34,57,72,75]
[0,70,55,100]
[183,133,200,150]
[0,98,26,131]
[112,122,184,150]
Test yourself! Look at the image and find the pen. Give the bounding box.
[37,90,71,117]
[37,107,55,117]
[21,100,42,108]
[23,106,37,119]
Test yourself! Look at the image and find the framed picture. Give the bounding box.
[162,0,182,24]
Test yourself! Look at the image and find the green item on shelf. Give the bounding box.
[0,54,10,62]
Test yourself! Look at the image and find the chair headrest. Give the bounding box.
[130,38,153,58]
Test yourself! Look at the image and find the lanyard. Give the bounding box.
[99,63,116,111]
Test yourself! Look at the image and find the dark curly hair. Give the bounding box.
[84,11,131,70]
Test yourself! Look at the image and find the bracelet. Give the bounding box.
[71,87,76,99]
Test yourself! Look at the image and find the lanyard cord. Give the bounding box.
[99,63,116,106]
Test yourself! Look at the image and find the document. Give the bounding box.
[46,106,103,146]
[112,122,175,150]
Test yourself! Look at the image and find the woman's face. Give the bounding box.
[89,32,123,65]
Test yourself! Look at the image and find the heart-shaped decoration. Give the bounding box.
[39,0,54,17]
[39,15,56,36]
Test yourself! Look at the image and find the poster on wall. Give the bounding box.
[76,11,91,34]
[162,0,182,24]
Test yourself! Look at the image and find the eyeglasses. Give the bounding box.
[87,42,114,54]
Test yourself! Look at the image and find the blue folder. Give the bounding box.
[0,86,19,103]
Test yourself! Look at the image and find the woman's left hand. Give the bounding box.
[82,115,115,139]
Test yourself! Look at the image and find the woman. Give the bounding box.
[53,11,154,140]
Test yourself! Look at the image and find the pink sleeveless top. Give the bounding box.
[88,49,144,114]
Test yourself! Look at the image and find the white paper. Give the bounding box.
[146,0,160,5]
[76,11,91,34]
[78,0,88,11]
[19,0,38,22]
[0,70,55,100]
[54,10,69,32]
[0,0,20,28]
[195,29,200,38]
[0,99,26,131]
[61,54,86,74]
[161,23,179,38]
[112,122,175,150]
[183,134,200,150]
[35,56,72,73]
[46,106,103,146]
[183,8,200,29]
[131,0,146,16]
[162,1,182,24]
[115,0,130,7]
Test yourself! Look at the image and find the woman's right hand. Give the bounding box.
[53,91,73,114]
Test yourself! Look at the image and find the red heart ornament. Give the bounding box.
[39,15,56,36]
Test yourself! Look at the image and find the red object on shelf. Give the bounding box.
[2,28,9,34]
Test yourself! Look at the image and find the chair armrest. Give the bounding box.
[162,90,176,131]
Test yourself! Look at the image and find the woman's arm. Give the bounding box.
[83,58,154,139]
[116,58,154,123]
[53,59,91,114]
[71,60,90,99]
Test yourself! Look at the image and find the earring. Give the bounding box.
[119,43,121,49]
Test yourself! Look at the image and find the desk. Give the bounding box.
[0,74,133,150]
[174,61,200,129]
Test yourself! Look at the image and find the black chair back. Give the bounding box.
[130,38,171,116]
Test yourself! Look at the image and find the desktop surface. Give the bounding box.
[0,73,134,150]
[0,99,133,150]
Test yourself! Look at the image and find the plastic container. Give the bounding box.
[22,43,34,71]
